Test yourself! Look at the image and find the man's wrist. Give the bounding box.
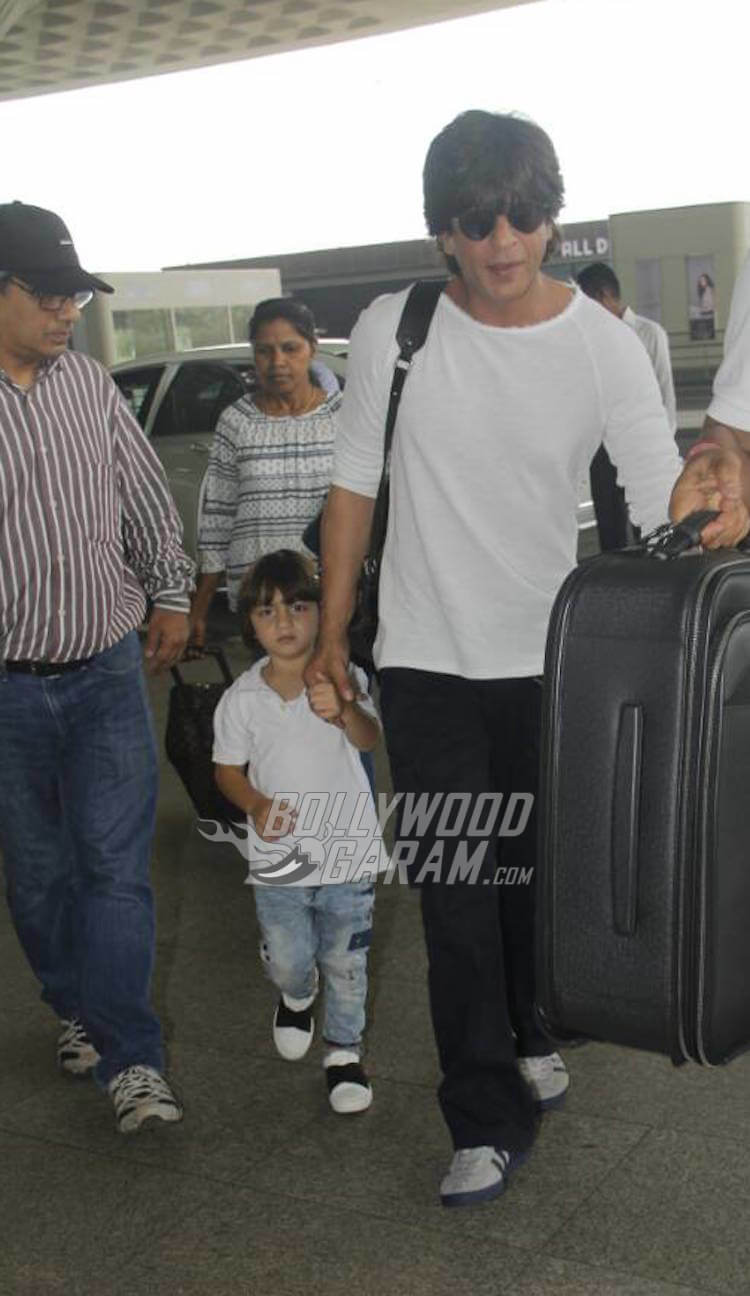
[684,439,722,462]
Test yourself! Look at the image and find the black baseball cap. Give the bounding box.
[0,201,113,295]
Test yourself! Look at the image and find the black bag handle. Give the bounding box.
[642,510,720,559]
[366,280,444,565]
[170,645,234,689]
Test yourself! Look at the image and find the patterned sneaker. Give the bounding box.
[440,1146,526,1208]
[108,1065,183,1135]
[57,1018,100,1077]
[518,1051,570,1110]
[324,1049,373,1114]
[273,994,315,1061]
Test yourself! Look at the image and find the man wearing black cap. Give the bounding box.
[0,202,194,1133]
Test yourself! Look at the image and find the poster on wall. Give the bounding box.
[686,255,716,340]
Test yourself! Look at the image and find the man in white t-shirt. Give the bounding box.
[305,110,748,1210]
[703,252,750,505]
[577,261,677,549]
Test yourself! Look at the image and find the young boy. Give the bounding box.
[212,550,385,1113]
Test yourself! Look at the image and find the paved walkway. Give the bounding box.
[1,630,749,1296]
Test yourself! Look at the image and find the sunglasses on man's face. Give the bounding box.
[453,202,548,241]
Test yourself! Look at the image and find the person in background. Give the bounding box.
[577,261,677,549]
[191,298,339,647]
[305,110,748,1210]
[212,550,383,1113]
[0,202,194,1134]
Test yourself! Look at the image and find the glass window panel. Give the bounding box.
[112,309,172,362]
[173,306,231,351]
[151,364,245,439]
[230,305,255,343]
[112,366,164,427]
[635,259,662,323]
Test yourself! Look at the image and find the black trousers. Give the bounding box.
[589,443,633,551]
[379,668,548,1153]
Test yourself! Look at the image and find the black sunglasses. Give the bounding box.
[453,201,547,241]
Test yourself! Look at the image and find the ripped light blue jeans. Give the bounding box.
[253,880,375,1050]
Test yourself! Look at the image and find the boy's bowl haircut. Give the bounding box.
[237,549,320,652]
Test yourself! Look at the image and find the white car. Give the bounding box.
[110,343,347,556]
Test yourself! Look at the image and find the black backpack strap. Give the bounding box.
[370,280,443,557]
[384,279,444,461]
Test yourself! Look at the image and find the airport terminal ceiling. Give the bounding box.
[0,0,535,101]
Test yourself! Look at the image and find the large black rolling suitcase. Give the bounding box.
[537,516,750,1065]
[165,647,242,825]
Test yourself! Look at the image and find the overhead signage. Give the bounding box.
[556,221,610,261]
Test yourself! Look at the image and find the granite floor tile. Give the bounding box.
[564,1040,750,1144]
[0,1130,216,1296]
[0,1042,324,1180]
[363,970,439,1085]
[218,1079,648,1248]
[506,1256,711,1296]
[549,1126,750,1293]
[102,1181,531,1296]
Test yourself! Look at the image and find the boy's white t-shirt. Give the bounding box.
[212,659,387,886]
[333,286,683,679]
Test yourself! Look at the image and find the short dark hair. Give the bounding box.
[577,262,621,301]
[237,549,320,650]
[423,110,564,269]
[248,297,317,347]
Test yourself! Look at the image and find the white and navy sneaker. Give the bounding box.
[324,1049,372,1114]
[518,1051,569,1109]
[440,1146,526,1208]
[108,1065,183,1135]
[273,994,316,1061]
[57,1018,100,1077]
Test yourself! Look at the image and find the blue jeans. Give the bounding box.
[253,880,375,1049]
[0,631,163,1085]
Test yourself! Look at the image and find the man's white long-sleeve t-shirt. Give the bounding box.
[333,285,682,679]
[708,252,750,431]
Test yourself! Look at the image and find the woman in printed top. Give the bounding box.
[212,550,387,1114]
[191,298,339,647]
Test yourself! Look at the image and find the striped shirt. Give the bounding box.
[0,350,195,662]
[198,390,339,608]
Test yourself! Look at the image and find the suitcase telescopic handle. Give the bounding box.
[170,645,234,688]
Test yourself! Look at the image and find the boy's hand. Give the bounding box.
[252,795,297,841]
[304,638,355,703]
[307,672,347,727]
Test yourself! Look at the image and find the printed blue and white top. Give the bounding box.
[198,389,340,608]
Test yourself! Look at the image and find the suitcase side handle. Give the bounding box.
[611,703,643,936]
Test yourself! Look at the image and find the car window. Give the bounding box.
[112,366,164,428]
[151,363,246,440]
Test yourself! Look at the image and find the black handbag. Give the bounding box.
[304,280,444,667]
[164,647,243,824]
